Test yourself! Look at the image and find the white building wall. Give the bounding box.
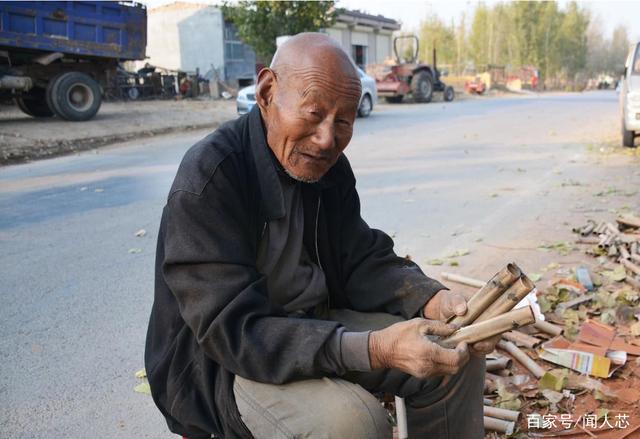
[146,4,224,74]
[376,34,391,62]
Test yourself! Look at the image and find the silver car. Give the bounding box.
[236,67,378,118]
[621,41,640,147]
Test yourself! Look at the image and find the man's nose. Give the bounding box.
[312,120,336,151]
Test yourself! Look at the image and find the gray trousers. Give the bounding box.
[233,309,485,439]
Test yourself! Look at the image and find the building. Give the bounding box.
[325,10,401,68]
[144,3,400,88]
[145,2,256,87]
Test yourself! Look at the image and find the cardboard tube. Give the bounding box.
[484,405,520,422]
[484,416,515,434]
[474,275,535,323]
[533,319,563,336]
[497,340,545,378]
[441,306,535,348]
[448,264,521,327]
[486,357,512,371]
[502,330,542,349]
[621,258,640,276]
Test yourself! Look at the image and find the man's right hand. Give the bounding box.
[368,318,470,379]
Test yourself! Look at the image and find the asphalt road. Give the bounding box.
[0,91,634,438]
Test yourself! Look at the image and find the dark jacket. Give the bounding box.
[145,106,446,438]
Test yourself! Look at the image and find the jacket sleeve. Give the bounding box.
[338,161,447,319]
[162,162,353,384]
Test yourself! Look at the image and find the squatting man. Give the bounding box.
[145,33,498,439]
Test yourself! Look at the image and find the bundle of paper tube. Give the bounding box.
[439,263,537,348]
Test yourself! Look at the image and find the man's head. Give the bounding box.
[255,33,362,183]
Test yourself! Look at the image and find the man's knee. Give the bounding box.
[234,376,392,439]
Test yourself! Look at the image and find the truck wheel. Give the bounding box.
[385,96,403,103]
[14,87,54,117]
[411,71,433,103]
[623,126,636,148]
[48,72,102,121]
[444,86,455,102]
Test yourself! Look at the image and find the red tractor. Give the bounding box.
[374,35,454,104]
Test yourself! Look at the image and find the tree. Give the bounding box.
[609,25,630,75]
[222,1,337,64]
[418,14,456,66]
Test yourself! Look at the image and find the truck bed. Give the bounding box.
[0,1,146,60]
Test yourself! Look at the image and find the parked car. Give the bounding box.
[620,41,640,148]
[236,67,377,117]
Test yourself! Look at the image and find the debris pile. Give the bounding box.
[441,214,640,438]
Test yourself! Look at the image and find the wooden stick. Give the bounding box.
[474,276,535,323]
[449,264,521,327]
[484,405,520,422]
[533,319,564,336]
[441,306,535,348]
[575,237,600,244]
[502,330,542,349]
[555,293,596,312]
[440,272,485,288]
[497,339,545,378]
[486,357,512,371]
[484,416,515,435]
[621,258,640,276]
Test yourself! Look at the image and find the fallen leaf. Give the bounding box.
[448,260,459,267]
[447,249,470,258]
[134,382,151,395]
[134,229,147,238]
[128,248,143,254]
[601,265,626,282]
[529,273,543,282]
[134,368,147,379]
[94,188,104,193]
[426,259,444,266]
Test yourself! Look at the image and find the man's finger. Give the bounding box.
[432,341,469,367]
[442,293,467,318]
[419,320,457,337]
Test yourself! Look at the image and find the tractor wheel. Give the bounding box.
[385,96,403,103]
[48,72,102,121]
[411,71,433,103]
[358,94,373,118]
[444,86,455,102]
[14,87,55,117]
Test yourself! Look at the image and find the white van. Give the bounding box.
[621,42,640,147]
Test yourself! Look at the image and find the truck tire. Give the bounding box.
[623,127,635,148]
[14,87,54,117]
[48,72,102,121]
[411,71,433,103]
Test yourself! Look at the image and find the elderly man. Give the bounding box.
[146,33,495,439]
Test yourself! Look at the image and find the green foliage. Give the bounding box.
[222,1,337,63]
[416,1,627,83]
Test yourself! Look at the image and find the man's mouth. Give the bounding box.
[298,151,333,163]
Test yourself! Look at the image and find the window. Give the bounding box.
[352,45,368,68]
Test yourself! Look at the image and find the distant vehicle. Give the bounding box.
[372,35,454,104]
[464,76,486,95]
[237,67,378,118]
[0,1,147,121]
[621,41,640,148]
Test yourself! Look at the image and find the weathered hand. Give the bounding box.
[368,318,470,379]
[422,290,468,321]
[470,334,501,357]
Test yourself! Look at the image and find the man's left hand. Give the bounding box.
[422,290,500,357]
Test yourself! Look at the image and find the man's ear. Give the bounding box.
[255,68,276,112]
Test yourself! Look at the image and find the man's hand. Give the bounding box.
[423,291,501,357]
[422,290,467,321]
[368,318,470,379]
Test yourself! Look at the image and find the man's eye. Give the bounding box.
[337,119,351,126]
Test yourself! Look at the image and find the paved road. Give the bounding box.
[0,91,632,438]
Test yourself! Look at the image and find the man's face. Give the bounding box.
[260,66,361,183]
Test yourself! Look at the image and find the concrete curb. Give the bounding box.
[0,121,220,166]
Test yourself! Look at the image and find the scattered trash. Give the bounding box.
[128,248,142,254]
[134,229,147,238]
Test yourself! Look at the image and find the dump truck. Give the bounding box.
[0,1,146,121]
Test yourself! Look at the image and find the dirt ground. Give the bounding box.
[0,98,237,164]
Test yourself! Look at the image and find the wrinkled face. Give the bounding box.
[257,63,361,183]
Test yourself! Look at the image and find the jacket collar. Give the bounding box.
[248,105,341,220]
